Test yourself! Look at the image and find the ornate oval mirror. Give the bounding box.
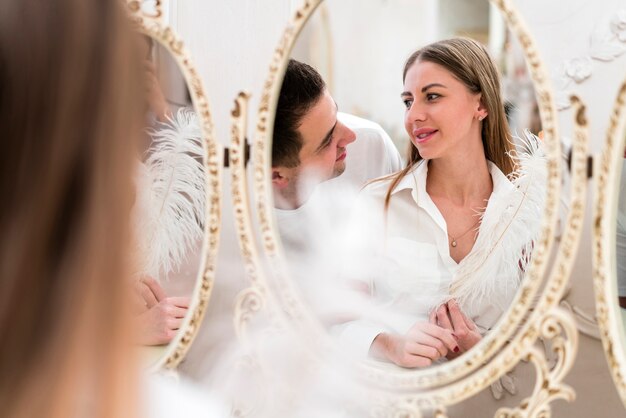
[130,12,221,372]
[238,0,580,415]
[595,79,626,409]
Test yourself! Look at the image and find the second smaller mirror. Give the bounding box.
[131,33,208,369]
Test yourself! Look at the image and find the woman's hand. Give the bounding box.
[369,322,459,368]
[135,296,190,346]
[132,276,191,345]
[430,299,481,358]
[133,276,167,311]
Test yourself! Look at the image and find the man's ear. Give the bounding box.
[272,168,290,189]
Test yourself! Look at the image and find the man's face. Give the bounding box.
[272,89,356,208]
[295,89,356,181]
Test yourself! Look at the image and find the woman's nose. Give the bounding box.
[407,103,427,122]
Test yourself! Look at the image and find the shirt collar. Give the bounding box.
[389,159,516,231]
[390,159,514,200]
[488,160,516,196]
[391,160,446,232]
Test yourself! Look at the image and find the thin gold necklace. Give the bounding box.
[447,220,480,248]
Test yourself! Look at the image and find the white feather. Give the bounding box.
[132,108,206,281]
[448,130,547,315]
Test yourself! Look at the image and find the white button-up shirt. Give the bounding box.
[335,159,520,358]
[274,113,403,317]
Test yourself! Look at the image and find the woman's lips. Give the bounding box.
[413,129,438,144]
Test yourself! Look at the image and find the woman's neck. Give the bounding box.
[426,149,493,206]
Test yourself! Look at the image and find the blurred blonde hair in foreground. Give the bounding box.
[0,1,144,417]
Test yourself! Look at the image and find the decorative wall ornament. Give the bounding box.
[564,57,593,83]
[593,78,626,409]
[555,8,626,110]
[126,5,222,372]
[591,10,626,61]
[611,10,626,42]
[228,0,586,415]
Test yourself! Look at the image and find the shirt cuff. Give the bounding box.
[329,320,388,359]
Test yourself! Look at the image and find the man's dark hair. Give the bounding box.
[272,59,326,168]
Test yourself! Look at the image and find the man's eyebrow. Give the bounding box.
[314,101,339,153]
[400,83,447,97]
[315,120,338,153]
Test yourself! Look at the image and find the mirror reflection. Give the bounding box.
[132,36,205,351]
[271,0,546,369]
[617,146,625,323]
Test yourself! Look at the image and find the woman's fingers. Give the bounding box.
[446,300,482,352]
[141,276,167,302]
[400,353,433,369]
[138,282,158,308]
[409,322,458,353]
[168,296,190,309]
[169,305,188,319]
[429,309,437,324]
[463,311,478,330]
[447,300,468,334]
[156,299,188,318]
[435,304,454,331]
[407,335,448,358]
[167,316,183,330]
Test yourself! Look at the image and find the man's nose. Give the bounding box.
[338,125,356,146]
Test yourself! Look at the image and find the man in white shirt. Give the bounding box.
[271,59,402,210]
[271,59,402,314]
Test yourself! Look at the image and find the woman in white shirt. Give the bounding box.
[337,38,540,369]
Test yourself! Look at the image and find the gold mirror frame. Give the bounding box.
[231,0,588,414]
[126,2,222,372]
[594,79,626,409]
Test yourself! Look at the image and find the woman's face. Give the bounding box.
[401,60,486,161]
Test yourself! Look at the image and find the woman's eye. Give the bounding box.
[403,99,413,109]
[426,93,440,101]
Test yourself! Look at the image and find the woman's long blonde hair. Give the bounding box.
[0,1,144,417]
[384,38,515,210]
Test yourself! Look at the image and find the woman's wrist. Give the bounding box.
[369,332,393,361]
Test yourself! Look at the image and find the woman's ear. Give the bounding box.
[475,94,488,121]
[272,168,289,189]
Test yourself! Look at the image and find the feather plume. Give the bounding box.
[132,108,206,281]
[448,130,547,315]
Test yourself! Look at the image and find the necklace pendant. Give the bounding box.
[451,240,457,248]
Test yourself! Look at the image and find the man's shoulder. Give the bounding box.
[360,174,396,196]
